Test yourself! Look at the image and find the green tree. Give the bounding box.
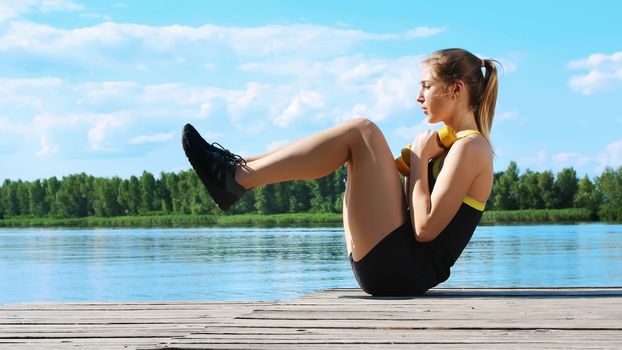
[187,171,214,215]
[310,171,342,213]
[177,170,198,214]
[55,174,91,217]
[517,170,543,209]
[573,175,601,217]
[0,185,4,219]
[554,168,578,208]
[156,173,172,213]
[92,177,122,217]
[16,180,29,215]
[43,177,60,216]
[28,179,47,216]
[139,171,157,213]
[1,180,19,216]
[230,188,256,214]
[538,170,558,209]
[255,185,277,214]
[333,165,348,212]
[118,176,141,215]
[288,181,311,212]
[486,171,503,210]
[493,162,519,210]
[595,167,622,221]
[273,182,290,213]
[78,173,95,216]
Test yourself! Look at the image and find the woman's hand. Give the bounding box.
[410,130,445,160]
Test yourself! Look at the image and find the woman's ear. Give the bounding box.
[453,80,465,95]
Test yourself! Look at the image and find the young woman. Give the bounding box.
[182,48,499,296]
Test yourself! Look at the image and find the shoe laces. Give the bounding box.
[210,142,247,167]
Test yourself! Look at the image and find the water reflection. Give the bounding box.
[1,224,621,303]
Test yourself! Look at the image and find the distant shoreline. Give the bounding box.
[0,208,599,228]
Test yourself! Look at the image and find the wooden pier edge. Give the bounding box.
[1,287,621,349]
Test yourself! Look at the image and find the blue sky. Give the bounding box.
[1,0,621,181]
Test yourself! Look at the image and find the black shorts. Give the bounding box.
[349,218,439,296]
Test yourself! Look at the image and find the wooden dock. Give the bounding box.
[1,287,621,349]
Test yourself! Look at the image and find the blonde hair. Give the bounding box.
[423,48,500,142]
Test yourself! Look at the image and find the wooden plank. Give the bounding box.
[2,288,621,350]
[177,328,622,341]
[198,318,621,330]
[174,330,622,343]
[294,287,622,303]
[143,344,619,350]
[2,302,267,310]
[326,287,622,294]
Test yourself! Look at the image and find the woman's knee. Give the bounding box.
[344,118,383,149]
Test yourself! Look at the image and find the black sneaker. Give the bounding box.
[182,123,248,211]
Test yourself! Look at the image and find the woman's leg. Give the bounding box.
[235,118,406,261]
[243,146,284,163]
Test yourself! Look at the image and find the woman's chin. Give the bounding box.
[425,115,440,124]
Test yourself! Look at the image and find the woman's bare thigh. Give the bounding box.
[342,119,407,261]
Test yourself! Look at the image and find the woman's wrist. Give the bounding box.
[409,150,428,167]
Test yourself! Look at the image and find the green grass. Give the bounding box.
[481,208,593,224]
[0,208,595,228]
[0,213,344,228]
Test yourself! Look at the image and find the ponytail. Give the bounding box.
[475,59,500,142]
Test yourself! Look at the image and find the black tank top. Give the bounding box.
[416,138,485,284]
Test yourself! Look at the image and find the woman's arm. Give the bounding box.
[408,135,487,242]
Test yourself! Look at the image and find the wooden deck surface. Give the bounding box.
[1,287,621,349]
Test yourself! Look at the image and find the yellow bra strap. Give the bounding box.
[463,195,485,211]
[456,129,481,140]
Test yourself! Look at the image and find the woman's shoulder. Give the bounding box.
[447,134,493,168]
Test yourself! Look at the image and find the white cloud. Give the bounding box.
[76,81,140,104]
[84,112,127,151]
[394,121,430,142]
[496,57,518,74]
[404,26,446,39]
[1,55,428,147]
[597,139,622,170]
[240,60,324,78]
[0,0,83,22]
[274,90,324,127]
[2,111,131,155]
[567,52,622,69]
[38,0,83,12]
[0,77,63,110]
[477,51,523,74]
[497,110,519,122]
[79,12,113,22]
[129,132,174,145]
[337,61,386,82]
[0,55,422,159]
[3,19,509,178]
[337,103,372,123]
[552,152,591,169]
[370,61,419,121]
[0,22,402,58]
[553,152,579,163]
[518,149,548,170]
[567,52,622,95]
[32,113,81,154]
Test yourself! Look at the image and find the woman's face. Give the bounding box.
[417,64,453,123]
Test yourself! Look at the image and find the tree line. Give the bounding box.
[0,167,347,219]
[1,162,621,221]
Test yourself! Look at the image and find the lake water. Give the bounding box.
[1,224,621,304]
